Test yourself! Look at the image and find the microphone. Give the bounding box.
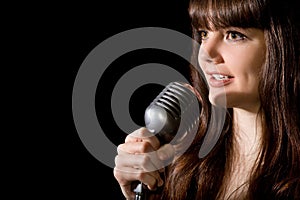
[134,81,201,200]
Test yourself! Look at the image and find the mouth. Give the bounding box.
[211,74,234,81]
[208,73,234,87]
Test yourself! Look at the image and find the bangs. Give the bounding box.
[189,0,266,30]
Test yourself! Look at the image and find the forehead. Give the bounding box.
[189,0,264,30]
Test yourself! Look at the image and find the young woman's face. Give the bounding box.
[198,27,266,111]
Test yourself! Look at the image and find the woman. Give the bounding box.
[114,0,300,199]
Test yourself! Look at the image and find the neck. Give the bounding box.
[232,107,263,157]
[222,108,264,199]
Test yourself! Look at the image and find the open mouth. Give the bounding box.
[212,74,233,81]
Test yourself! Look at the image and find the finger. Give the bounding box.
[117,143,166,173]
[120,186,135,200]
[114,167,164,190]
[157,144,175,161]
[125,127,160,150]
[115,153,163,173]
[117,141,156,154]
[113,169,136,199]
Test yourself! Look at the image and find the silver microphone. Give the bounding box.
[134,81,201,200]
[144,81,200,144]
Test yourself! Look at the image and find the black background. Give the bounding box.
[13,0,192,199]
[66,1,191,199]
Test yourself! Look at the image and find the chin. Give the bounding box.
[209,94,227,108]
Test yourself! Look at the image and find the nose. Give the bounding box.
[198,35,224,64]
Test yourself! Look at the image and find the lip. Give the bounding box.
[205,71,234,88]
[208,76,234,87]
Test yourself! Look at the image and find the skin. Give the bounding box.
[198,27,266,198]
[114,128,172,199]
[113,27,267,199]
[198,27,266,112]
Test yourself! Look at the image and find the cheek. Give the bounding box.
[197,51,205,71]
[230,46,265,77]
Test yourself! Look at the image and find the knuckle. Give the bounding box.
[139,127,152,137]
[139,141,152,152]
[136,172,146,180]
[114,171,126,184]
[117,144,125,154]
[113,168,118,176]
[113,168,121,180]
[115,155,120,168]
[114,155,119,165]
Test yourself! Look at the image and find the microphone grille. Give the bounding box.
[144,81,200,144]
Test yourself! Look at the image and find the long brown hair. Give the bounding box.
[159,0,300,199]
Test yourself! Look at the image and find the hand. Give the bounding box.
[113,127,175,199]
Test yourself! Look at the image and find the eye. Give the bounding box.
[198,30,209,40]
[226,31,246,41]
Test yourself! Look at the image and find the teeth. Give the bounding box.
[212,74,230,80]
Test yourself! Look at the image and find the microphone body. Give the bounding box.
[134,81,200,200]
